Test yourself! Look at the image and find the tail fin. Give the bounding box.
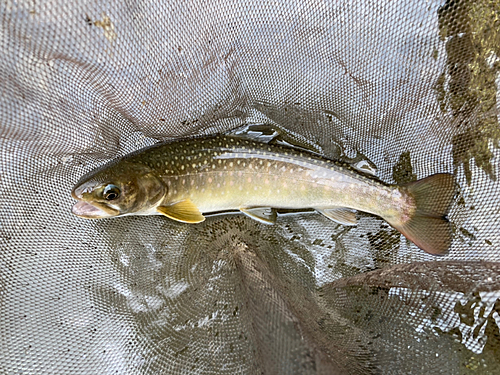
[390,173,456,255]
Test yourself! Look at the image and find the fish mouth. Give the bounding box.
[71,201,119,219]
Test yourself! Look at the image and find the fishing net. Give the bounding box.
[1,0,499,373]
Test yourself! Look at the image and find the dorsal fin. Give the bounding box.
[351,160,378,177]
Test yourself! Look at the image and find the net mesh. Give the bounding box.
[1,0,499,373]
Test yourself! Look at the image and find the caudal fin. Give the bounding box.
[390,173,456,255]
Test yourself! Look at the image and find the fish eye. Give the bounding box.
[103,184,120,200]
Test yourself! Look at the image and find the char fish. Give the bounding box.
[71,135,456,255]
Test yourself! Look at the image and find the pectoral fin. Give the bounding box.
[240,207,277,224]
[316,207,357,226]
[157,199,205,223]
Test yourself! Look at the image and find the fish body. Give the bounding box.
[72,135,456,254]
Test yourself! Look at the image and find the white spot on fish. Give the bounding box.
[181,165,185,170]
[392,190,402,199]
[208,178,213,183]
[218,172,223,177]
[192,164,196,168]
[182,179,185,185]
[217,183,220,188]
[229,162,233,167]
[238,171,243,177]
[247,177,252,183]
[191,180,194,186]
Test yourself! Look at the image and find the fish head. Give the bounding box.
[71,161,166,219]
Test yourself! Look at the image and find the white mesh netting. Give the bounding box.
[1,0,499,373]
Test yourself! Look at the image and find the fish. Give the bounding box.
[71,135,456,255]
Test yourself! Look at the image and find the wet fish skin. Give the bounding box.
[72,135,456,255]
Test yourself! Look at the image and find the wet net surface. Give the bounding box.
[1,0,500,374]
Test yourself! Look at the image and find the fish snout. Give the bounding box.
[71,188,79,200]
[71,183,93,200]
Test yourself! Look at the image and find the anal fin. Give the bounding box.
[316,207,357,226]
[157,199,205,223]
[240,207,277,224]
